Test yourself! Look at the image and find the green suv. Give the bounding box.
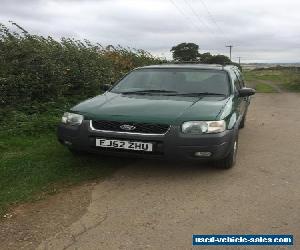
[57,64,255,169]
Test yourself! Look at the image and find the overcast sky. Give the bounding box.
[1,0,300,63]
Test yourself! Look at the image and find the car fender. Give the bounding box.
[217,96,242,131]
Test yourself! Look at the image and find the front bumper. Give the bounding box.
[57,120,236,161]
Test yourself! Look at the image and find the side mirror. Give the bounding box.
[100,84,111,92]
[238,87,256,97]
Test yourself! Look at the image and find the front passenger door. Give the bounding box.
[233,70,248,118]
[230,70,244,124]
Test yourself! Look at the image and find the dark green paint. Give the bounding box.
[70,65,251,128]
[71,92,238,126]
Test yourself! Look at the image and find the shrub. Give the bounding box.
[0,22,165,111]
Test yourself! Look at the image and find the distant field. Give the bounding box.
[244,67,300,92]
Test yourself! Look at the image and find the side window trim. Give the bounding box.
[230,70,240,92]
[234,69,245,87]
[233,71,242,90]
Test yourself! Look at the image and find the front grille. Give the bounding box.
[91,120,170,134]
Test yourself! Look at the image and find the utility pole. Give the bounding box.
[226,45,233,61]
[237,56,241,65]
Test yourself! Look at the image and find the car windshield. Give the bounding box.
[111,68,230,96]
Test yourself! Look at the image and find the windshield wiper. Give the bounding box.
[170,92,226,97]
[120,89,178,95]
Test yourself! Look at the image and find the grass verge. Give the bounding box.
[244,67,300,92]
[0,109,131,216]
[255,83,276,93]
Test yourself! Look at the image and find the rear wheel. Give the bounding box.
[215,136,238,169]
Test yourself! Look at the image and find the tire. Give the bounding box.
[215,136,238,169]
[239,115,245,129]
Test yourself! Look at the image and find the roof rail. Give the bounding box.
[167,61,225,67]
[169,61,201,64]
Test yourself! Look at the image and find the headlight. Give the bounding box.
[182,120,226,134]
[61,112,84,126]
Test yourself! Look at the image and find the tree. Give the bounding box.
[201,53,232,65]
[199,52,213,63]
[198,52,242,68]
[170,42,242,70]
[170,42,200,62]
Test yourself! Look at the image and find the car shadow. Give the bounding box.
[109,157,233,182]
[75,152,235,182]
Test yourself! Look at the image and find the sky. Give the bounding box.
[1,0,300,63]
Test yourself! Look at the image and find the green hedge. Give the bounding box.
[0,23,164,111]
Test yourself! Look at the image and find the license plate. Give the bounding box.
[95,138,153,152]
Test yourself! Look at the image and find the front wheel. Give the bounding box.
[215,137,238,169]
[239,116,245,129]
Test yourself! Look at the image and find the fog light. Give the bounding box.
[194,152,212,157]
[64,140,72,146]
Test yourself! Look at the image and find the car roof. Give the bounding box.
[137,63,238,71]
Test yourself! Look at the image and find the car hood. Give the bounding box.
[71,92,229,125]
